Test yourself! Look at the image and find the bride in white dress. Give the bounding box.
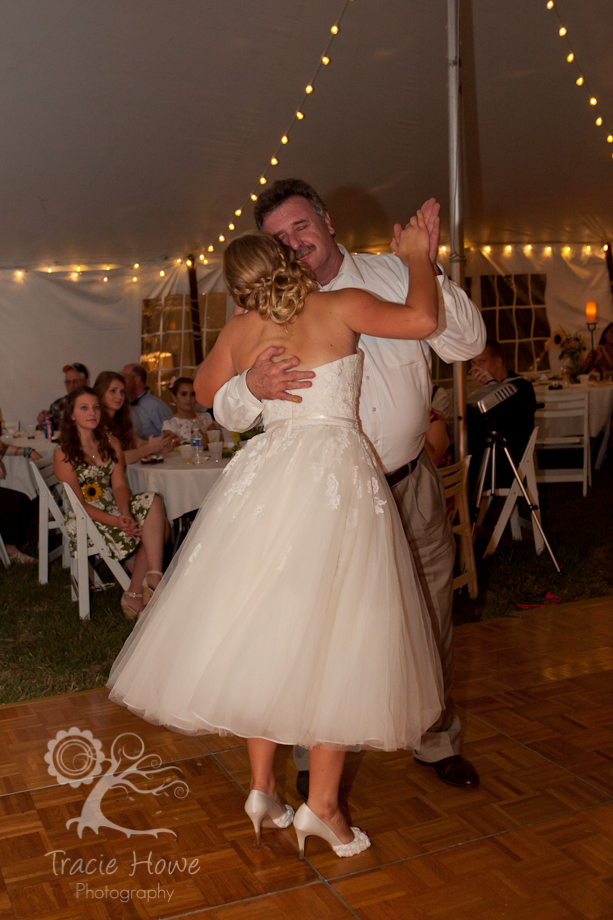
[108,212,444,858]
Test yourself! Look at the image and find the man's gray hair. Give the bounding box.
[254,179,328,229]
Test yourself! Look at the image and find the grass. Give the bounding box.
[1,454,612,704]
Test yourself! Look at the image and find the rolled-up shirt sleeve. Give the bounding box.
[426,266,486,362]
[213,371,263,433]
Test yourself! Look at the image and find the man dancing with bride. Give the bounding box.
[109,210,447,858]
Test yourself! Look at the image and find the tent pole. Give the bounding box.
[447,0,467,459]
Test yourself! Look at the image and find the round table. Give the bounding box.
[126,451,231,520]
[533,382,613,438]
[0,435,57,499]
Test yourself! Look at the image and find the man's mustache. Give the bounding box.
[295,245,315,260]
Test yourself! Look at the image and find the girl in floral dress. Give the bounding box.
[162,377,217,443]
[54,387,169,619]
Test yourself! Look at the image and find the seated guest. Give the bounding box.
[37,363,89,429]
[94,372,178,464]
[53,387,169,619]
[120,364,172,440]
[162,377,217,443]
[468,340,537,491]
[425,386,452,469]
[580,322,613,378]
[0,439,42,562]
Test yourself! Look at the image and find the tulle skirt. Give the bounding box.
[107,418,443,751]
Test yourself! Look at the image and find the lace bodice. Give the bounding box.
[262,353,362,428]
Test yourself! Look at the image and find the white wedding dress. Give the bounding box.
[108,353,443,751]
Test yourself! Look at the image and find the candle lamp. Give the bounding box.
[586,302,598,371]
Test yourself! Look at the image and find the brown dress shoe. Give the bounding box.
[414,754,480,788]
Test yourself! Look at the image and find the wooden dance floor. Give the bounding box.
[0,596,611,919]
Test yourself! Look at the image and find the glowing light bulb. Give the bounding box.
[576,76,584,85]
[208,245,214,251]
[251,193,257,201]
[305,85,313,94]
[525,244,532,251]
[229,223,235,230]
[176,258,182,263]
[47,268,52,273]
[132,276,137,282]
[604,244,609,252]
[218,235,225,242]
[203,259,208,264]
[106,266,110,270]
[17,270,22,276]
[235,208,242,216]
[259,177,267,185]
[505,245,512,252]
[567,53,574,62]
[546,246,552,253]
[322,56,330,65]
[547,1,554,7]
[77,266,81,272]
[160,270,165,276]
[296,111,304,119]
[585,246,591,253]
[559,26,566,36]
[133,263,139,268]
[72,273,77,278]
[103,277,108,282]
[563,246,571,255]
[484,246,491,253]
[281,135,288,144]
[608,135,613,142]
[199,254,204,260]
[596,117,603,125]
[186,259,192,266]
[331,24,339,34]
[590,97,597,105]
[270,157,278,165]
[440,246,447,252]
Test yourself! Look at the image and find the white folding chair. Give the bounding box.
[62,482,130,621]
[534,391,591,496]
[28,456,71,583]
[0,532,11,568]
[439,456,478,599]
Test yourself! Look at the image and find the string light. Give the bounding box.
[132,276,137,282]
[525,244,532,251]
[186,259,192,266]
[440,245,447,252]
[209,0,353,249]
[77,266,82,272]
[103,277,108,282]
[563,246,571,254]
[546,3,611,159]
[208,245,214,251]
[484,246,491,253]
[176,258,182,263]
[202,259,208,264]
[219,235,225,242]
[505,245,512,252]
[585,246,591,253]
[17,270,22,276]
[608,136,613,143]
[47,268,52,273]
[160,270,165,276]
[546,246,552,253]
[604,244,609,251]
[133,263,139,268]
[106,266,110,270]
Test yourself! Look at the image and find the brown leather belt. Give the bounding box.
[385,457,418,488]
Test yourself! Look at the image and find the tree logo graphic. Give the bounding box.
[45,727,189,838]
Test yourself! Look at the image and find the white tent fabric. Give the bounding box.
[1,0,612,424]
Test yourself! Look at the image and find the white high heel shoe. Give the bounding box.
[293,803,371,859]
[244,790,295,845]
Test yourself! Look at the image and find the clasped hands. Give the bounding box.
[117,514,141,537]
[245,199,441,404]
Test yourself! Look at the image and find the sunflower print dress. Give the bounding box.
[65,459,158,561]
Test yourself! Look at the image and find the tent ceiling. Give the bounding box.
[1,0,611,265]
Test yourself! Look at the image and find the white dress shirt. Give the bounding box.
[213,247,486,473]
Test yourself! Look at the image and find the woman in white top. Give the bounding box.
[162,377,216,443]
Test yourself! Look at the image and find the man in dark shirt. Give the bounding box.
[468,340,537,492]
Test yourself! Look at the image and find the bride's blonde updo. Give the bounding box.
[223,231,316,325]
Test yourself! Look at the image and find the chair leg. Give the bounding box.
[595,418,610,471]
[38,492,49,584]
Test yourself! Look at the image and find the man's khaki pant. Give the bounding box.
[293,449,459,772]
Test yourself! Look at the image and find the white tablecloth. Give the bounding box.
[0,436,57,499]
[534,382,613,438]
[126,452,231,520]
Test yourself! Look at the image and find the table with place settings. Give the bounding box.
[533,381,613,439]
[126,451,232,521]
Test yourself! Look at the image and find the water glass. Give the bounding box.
[179,445,194,464]
[25,425,36,439]
[207,429,221,443]
[209,442,223,463]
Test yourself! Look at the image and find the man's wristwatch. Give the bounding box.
[23,447,31,458]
